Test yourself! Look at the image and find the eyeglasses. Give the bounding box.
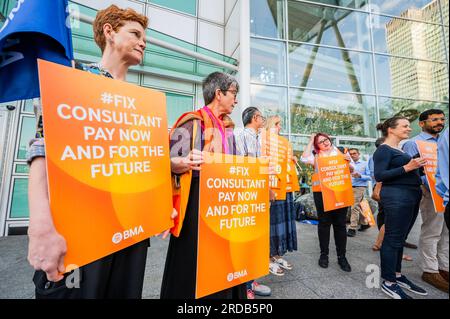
[221,89,238,98]
[317,138,330,145]
[255,114,266,121]
[423,117,446,123]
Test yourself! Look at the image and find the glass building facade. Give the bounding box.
[0,0,448,235]
[250,0,449,158]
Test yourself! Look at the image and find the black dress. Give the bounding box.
[160,119,246,299]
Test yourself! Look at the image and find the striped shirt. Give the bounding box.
[235,127,261,157]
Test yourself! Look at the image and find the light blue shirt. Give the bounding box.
[436,127,449,206]
[351,159,371,187]
[368,155,375,184]
[402,131,439,187]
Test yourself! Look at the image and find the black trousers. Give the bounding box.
[380,185,421,282]
[313,192,348,257]
[33,239,149,299]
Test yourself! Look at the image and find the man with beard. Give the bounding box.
[403,109,448,293]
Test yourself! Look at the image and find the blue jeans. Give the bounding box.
[380,185,421,282]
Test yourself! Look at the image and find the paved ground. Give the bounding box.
[0,214,448,299]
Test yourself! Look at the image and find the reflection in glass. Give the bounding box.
[251,38,287,84]
[370,0,440,23]
[10,178,29,219]
[378,97,449,136]
[288,1,371,51]
[166,93,193,128]
[290,88,377,137]
[251,84,288,133]
[371,15,446,62]
[289,43,374,93]
[250,0,285,39]
[375,54,449,101]
[295,0,369,10]
[17,117,35,160]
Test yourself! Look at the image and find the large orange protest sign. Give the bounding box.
[261,133,287,200]
[197,153,270,299]
[416,140,446,213]
[38,59,174,270]
[317,155,354,212]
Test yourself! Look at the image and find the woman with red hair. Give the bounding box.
[301,133,353,272]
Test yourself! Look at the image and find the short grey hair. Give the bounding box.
[202,72,239,105]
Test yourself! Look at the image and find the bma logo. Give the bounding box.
[112,226,144,244]
[227,269,248,282]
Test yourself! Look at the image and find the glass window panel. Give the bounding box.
[166,93,193,128]
[297,0,370,10]
[251,0,285,39]
[370,0,442,24]
[378,97,449,136]
[375,54,449,101]
[371,15,447,61]
[289,43,375,93]
[288,1,371,51]
[15,164,29,174]
[150,0,197,16]
[290,88,377,137]
[250,85,288,133]
[10,178,29,219]
[17,117,35,160]
[251,38,287,85]
[22,99,34,113]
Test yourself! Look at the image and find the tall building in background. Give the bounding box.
[386,0,448,101]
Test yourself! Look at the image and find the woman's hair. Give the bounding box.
[93,5,149,52]
[313,133,332,154]
[265,115,281,130]
[376,116,408,137]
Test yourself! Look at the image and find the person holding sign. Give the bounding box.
[402,109,448,293]
[263,116,297,276]
[235,107,272,299]
[26,5,173,299]
[160,72,246,299]
[374,117,428,299]
[301,133,352,272]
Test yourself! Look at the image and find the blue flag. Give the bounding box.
[0,0,74,103]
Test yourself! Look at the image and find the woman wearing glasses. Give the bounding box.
[301,133,352,272]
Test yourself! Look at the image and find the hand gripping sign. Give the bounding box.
[416,140,446,213]
[196,153,270,298]
[316,155,354,212]
[38,60,173,270]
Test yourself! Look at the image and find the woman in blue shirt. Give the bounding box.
[373,116,428,299]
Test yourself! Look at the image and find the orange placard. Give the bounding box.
[261,133,287,200]
[360,199,376,227]
[285,139,300,193]
[38,59,174,270]
[317,155,354,212]
[196,153,270,299]
[416,140,446,213]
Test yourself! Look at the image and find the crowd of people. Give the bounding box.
[25,5,449,300]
